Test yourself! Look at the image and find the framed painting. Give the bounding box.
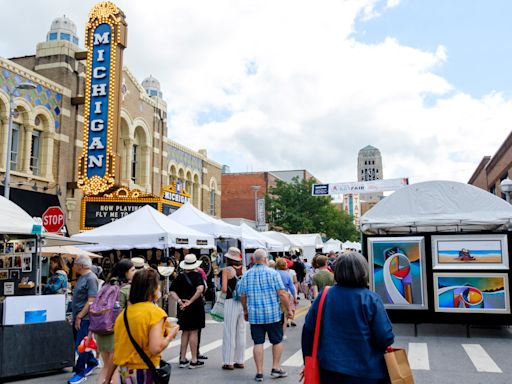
[432,234,508,270]
[368,236,428,310]
[434,273,510,314]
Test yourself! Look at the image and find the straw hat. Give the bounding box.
[179,254,202,270]
[131,257,146,269]
[157,266,175,277]
[225,247,242,261]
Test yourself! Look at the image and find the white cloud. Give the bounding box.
[1,0,510,185]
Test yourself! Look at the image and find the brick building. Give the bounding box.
[0,14,222,234]
[468,131,512,199]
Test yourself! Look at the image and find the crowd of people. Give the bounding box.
[44,245,393,384]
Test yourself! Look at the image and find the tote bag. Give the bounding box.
[304,286,330,384]
[210,291,226,322]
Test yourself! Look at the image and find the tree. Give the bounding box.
[266,177,359,241]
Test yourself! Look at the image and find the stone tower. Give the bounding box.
[357,145,383,203]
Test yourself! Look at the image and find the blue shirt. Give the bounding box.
[237,264,285,324]
[302,285,394,380]
[277,270,296,298]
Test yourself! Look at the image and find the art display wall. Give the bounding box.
[365,232,512,324]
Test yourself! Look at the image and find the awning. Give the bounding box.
[0,186,61,219]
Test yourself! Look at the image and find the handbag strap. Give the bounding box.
[123,306,159,373]
[312,286,330,359]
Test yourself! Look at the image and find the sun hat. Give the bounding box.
[131,257,146,269]
[225,247,242,261]
[179,254,202,270]
[157,266,175,277]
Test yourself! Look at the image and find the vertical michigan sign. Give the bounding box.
[78,2,127,195]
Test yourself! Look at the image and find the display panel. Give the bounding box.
[432,234,508,270]
[434,273,510,314]
[368,237,428,310]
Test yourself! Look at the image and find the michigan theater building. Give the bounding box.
[0,2,222,234]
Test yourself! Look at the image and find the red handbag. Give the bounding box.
[304,286,330,384]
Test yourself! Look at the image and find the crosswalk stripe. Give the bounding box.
[282,349,303,367]
[244,341,272,362]
[408,342,430,370]
[462,344,502,373]
[169,339,223,363]
[166,339,181,350]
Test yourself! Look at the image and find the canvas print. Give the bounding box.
[0,270,8,280]
[25,240,36,253]
[9,270,20,280]
[432,234,508,270]
[434,273,510,314]
[368,237,427,309]
[13,240,25,254]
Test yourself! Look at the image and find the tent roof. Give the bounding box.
[240,224,285,251]
[360,180,512,234]
[0,195,37,234]
[286,233,324,248]
[169,202,242,239]
[72,205,214,251]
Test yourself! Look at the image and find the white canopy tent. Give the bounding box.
[360,180,512,234]
[169,202,242,239]
[323,238,342,253]
[342,241,362,251]
[262,231,300,251]
[240,223,285,251]
[71,205,215,251]
[0,195,37,234]
[286,233,323,261]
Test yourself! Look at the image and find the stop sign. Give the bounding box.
[42,206,65,233]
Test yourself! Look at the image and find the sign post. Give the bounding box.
[42,206,65,233]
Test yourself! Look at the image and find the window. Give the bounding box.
[60,33,71,41]
[10,123,20,171]
[72,36,79,45]
[30,130,41,175]
[210,189,216,216]
[48,32,58,41]
[131,144,137,182]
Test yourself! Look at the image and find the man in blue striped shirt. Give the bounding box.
[238,248,292,382]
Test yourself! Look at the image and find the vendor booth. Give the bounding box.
[360,181,512,330]
[286,233,324,261]
[0,196,74,379]
[323,238,342,253]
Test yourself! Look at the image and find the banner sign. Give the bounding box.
[312,178,408,196]
[256,198,266,225]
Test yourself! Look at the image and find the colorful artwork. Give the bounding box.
[368,237,427,310]
[434,273,510,314]
[432,234,508,270]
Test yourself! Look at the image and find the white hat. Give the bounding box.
[131,257,146,269]
[225,247,242,261]
[179,254,202,270]
[158,266,175,277]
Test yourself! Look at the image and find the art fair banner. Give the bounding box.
[312,178,409,196]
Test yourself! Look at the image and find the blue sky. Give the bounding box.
[354,0,512,99]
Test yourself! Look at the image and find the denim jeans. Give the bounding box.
[73,318,98,376]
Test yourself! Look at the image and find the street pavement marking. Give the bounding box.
[407,343,430,370]
[282,349,303,367]
[244,341,272,362]
[462,344,502,373]
[166,339,181,350]
[169,339,223,363]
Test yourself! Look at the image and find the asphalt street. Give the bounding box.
[5,301,512,384]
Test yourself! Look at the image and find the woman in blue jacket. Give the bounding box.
[302,252,394,384]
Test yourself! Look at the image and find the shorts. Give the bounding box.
[250,321,283,345]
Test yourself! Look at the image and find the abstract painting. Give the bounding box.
[434,273,510,314]
[368,237,427,310]
[432,234,508,270]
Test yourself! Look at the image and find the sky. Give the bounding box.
[1,0,512,185]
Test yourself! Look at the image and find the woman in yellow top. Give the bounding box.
[114,268,179,383]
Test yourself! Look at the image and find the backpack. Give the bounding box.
[89,283,121,335]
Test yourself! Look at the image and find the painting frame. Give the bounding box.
[368,236,428,310]
[432,234,509,270]
[434,272,510,314]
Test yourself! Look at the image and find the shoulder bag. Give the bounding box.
[123,307,171,384]
[304,286,330,384]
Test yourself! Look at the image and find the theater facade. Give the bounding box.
[0,5,221,234]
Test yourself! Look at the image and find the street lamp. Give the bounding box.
[500,178,512,203]
[4,82,36,199]
[250,185,261,226]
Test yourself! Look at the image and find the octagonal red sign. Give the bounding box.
[42,206,65,233]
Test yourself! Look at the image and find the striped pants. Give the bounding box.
[222,298,246,365]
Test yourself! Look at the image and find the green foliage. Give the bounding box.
[266,177,359,241]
